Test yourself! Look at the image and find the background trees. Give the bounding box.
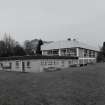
[24,39,43,55]
[24,40,34,55]
[36,39,43,55]
[0,40,6,57]
[102,42,105,58]
[0,33,26,57]
[13,43,26,56]
[97,42,105,62]
[0,33,44,57]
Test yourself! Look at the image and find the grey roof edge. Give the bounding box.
[0,56,78,61]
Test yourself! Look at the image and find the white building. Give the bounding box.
[41,39,99,65]
[0,40,99,73]
[0,56,78,72]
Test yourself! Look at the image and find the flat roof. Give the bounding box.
[0,56,78,61]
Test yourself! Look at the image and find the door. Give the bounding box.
[22,62,25,72]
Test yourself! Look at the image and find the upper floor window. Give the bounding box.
[84,49,88,57]
[47,50,53,55]
[52,50,59,55]
[67,48,76,56]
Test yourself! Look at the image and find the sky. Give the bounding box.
[0,0,105,47]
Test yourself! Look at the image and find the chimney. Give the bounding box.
[73,39,76,41]
[67,38,71,41]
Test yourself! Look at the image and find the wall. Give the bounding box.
[0,58,79,72]
[24,60,41,72]
[0,60,22,72]
[12,60,22,72]
[41,59,79,71]
[41,59,68,69]
[78,48,97,65]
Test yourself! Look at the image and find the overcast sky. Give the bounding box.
[0,0,105,47]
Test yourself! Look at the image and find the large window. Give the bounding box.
[84,49,88,57]
[52,50,59,55]
[47,50,59,55]
[47,50,52,55]
[41,60,58,66]
[9,62,12,68]
[27,61,31,68]
[16,61,19,68]
[66,48,76,56]
[61,60,64,67]
[61,49,67,56]
[88,50,95,57]
[91,51,96,57]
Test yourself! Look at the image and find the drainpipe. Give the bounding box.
[76,48,79,66]
[83,49,85,66]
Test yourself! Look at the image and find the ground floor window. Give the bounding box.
[16,61,19,68]
[41,60,59,66]
[27,61,31,68]
[61,60,65,67]
[9,62,12,68]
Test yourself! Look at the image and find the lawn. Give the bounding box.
[0,63,105,105]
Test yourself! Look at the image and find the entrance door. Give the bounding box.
[22,62,25,72]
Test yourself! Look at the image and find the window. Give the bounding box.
[47,50,53,55]
[27,61,31,68]
[53,60,56,65]
[16,61,19,68]
[41,60,43,65]
[89,50,91,57]
[84,49,88,57]
[52,50,59,55]
[68,60,72,64]
[70,49,76,56]
[0,63,3,67]
[61,49,66,56]
[65,48,76,56]
[48,60,53,65]
[41,60,47,65]
[61,60,64,66]
[9,62,12,68]
[89,50,94,57]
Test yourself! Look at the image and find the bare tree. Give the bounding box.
[3,33,16,49]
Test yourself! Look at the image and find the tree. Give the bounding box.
[24,40,34,55]
[13,44,26,56]
[102,42,105,58]
[36,39,43,55]
[97,50,104,62]
[2,33,17,56]
[3,33,16,48]
[24,40,31,49]
[97,42,105,62]
[24,39,44,55]
[0,41,6,57]
[0,33,26,57]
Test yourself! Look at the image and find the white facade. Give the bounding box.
[0,56,78,72]
[41,40,99,65]
[0,40,99,73]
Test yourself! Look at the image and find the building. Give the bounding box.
[0,39,99,73]
[0,56,78,72]
[41,39,99,65]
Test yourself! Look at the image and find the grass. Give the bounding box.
[0,63,104,105]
